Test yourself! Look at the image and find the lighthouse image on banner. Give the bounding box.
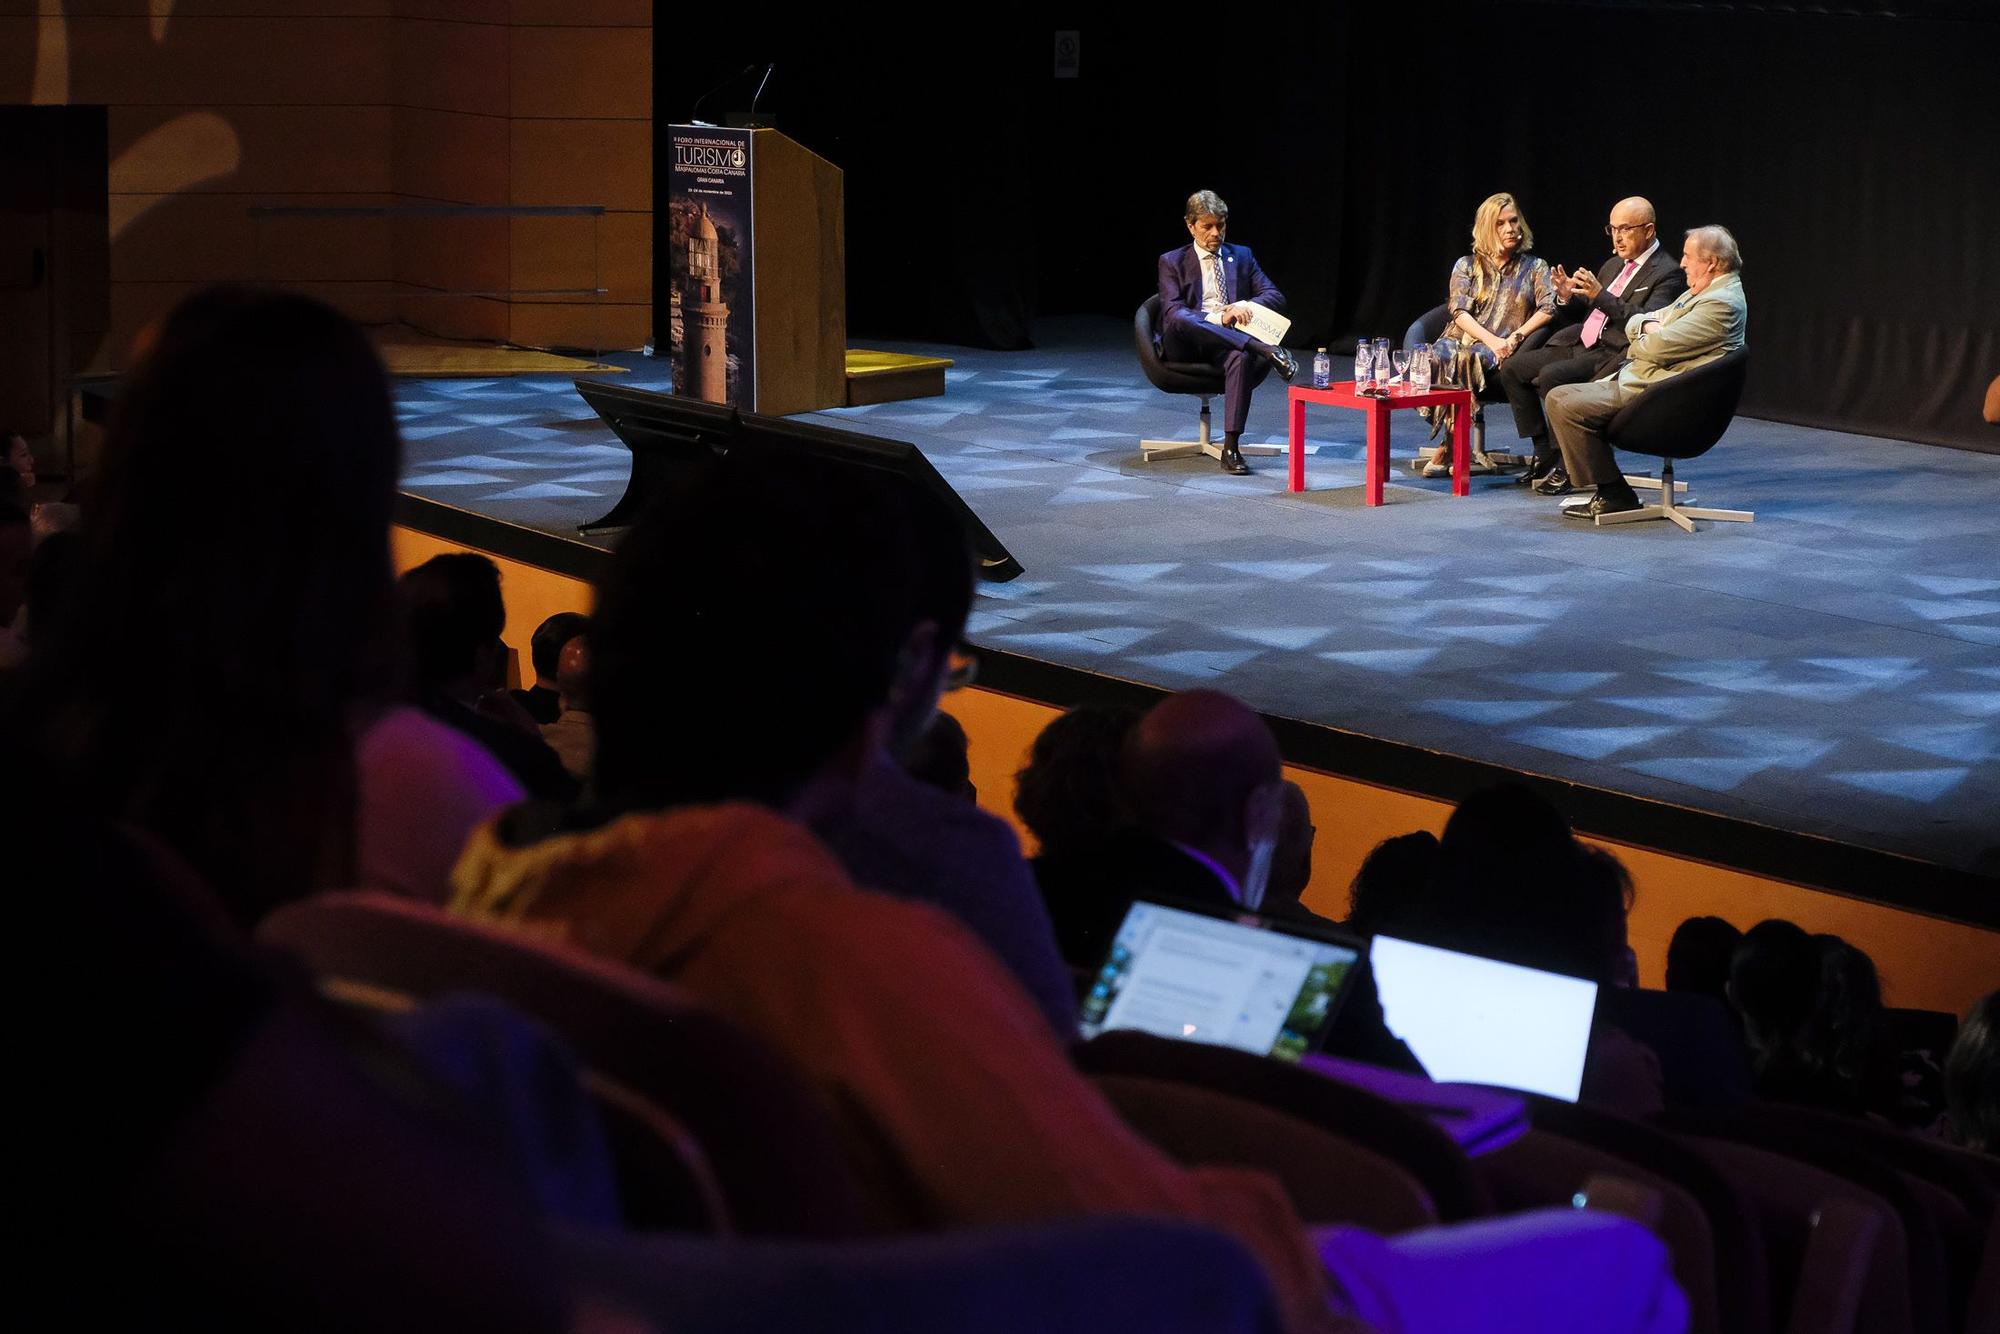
[668,128,753,406]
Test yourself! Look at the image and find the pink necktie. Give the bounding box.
[1580,259,1640,348]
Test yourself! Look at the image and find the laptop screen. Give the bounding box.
[1078,900,1361,1062]
[1369,935,1599,1101]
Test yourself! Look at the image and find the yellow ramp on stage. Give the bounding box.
[846,349,952,406]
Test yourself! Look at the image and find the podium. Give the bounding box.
[667,125,844,416]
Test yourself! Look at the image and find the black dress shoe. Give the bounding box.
[1219,446,1252,476]
[1514,456,1556,487]
[1562,489,1644,520]
[1267,346,1298,382]
[1531,466,1576,496]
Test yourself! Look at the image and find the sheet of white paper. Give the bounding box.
[1207,301,1293,348]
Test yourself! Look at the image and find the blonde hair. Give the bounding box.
[1471,192,1534,265]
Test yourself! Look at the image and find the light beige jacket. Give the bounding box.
[1615,270,1746,392]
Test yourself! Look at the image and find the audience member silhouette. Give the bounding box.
[513,610,589,725]
[1405,783,1620,983]
[1664,915,1742,1004]
[0,501,27,670]
[1344,831,1439,938]
[1033,691,1291,978]
[1015,702,1142,859]
[400,553,576,804]
[1796,933,1898,1118]
[902,708,975,801]
[1125,690,1289,909]
[1942,991,1999,1154]
[1393,786,1659,1108]
[801,478,1077,1035]
[6,287,517,920]
[539,634,592,781]
[1263,780,1326,924]
[1727,919,1824,1102]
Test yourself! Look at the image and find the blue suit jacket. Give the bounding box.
[1157,242,1286,340]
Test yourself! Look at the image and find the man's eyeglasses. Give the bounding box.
[1605,223,1653,237]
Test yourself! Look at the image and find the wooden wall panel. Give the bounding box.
[393,211,508,292]
[506,300,647,353]
[508,26,650,120]
[23,2,650,362]
[508,118,649,210]
[393,18,508,117]
[392,0,509,23]
[110,278,398,361]
[392,290,510,342]
[110,192,393,284]
[391,106,508,204]
[509,210,648,305]
[63,3,394,15]
[510,0,649,27]
[109,104,394,194]
[57,17,391,106]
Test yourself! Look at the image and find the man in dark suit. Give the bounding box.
[1495,196,1684,488]
[1031,689,1283,977]
[1156,190,1296,475]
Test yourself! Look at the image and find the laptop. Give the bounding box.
[1368,935,1599,1102]
[1078,899,1363,1062]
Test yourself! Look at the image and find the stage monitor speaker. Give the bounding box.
[733,410,1023,582]
[575,379,1023,582]
[572,381,738,535]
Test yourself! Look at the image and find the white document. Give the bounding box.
[1208,301,1292,347]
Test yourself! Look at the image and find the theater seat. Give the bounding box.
[1075,1030,1490,1222]
[1091,1072,1438,1232]
[559,1217,1287,1334]
[259,891,867,1239]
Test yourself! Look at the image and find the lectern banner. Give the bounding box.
[668,127,754,407]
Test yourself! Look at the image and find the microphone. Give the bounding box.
[689,64,756,127]
[746,63,775,125]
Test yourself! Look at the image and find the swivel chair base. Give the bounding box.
[1140,397,1283,463]
[1595,459,1753,532]
[1405,405,1527,475]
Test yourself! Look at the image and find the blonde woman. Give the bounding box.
[1422,192,1557,473]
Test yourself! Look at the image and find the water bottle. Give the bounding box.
[1312,347,1331,390]
[1354,340,1374,391]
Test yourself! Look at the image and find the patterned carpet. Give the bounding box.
[393,318,2000,876]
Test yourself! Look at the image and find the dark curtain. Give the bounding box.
[658,3,1998,448]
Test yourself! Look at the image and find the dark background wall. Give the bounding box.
[658,2,1998,450]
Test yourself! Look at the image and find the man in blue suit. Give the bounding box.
[1156,190,1296,475]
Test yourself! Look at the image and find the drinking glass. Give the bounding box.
[1391,349,1411,388]
[1410,342,1432,392]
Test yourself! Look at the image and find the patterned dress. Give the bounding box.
[1437,251,1557,372]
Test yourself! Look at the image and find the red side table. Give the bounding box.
[1287,381,1475,505]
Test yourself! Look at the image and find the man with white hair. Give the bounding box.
[1542,224,1747,520]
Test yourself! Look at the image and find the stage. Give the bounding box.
[390,317,2000,898]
